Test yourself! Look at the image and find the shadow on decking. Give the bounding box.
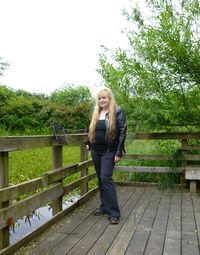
[14,185,200,255]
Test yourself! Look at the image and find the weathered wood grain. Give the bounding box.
[115,166,181,173]
[89,187,147,255]
[144,193,171,255]
[181,192,199,255]
[48,187,133,255]
[185,167,200,180]
[125,190,163,255]
[0,178,42,203]
[163,192,182,255]
[124,154,174,161]
[63,172,96,195]
[4,186,200,255]
[46,160,93,184]
[0,184,63,229]
[0,135,88,152]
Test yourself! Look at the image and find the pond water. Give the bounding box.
[10,196,79,244]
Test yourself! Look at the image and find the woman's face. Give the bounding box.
[97,93,110,110]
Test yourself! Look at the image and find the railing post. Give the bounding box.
[180,139,187,185]
[0,152,9,250]
[52,145,63,215]
[80,144,88,196]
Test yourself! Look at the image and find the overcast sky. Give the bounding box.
[0,0,134,95]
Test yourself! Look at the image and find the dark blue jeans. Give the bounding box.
[91,150,120,219]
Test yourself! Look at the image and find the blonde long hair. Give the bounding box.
[88,87,117,143]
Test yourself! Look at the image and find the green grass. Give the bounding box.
[9,145,83,184]
[9,145,97,196]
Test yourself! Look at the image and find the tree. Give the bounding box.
[0,85,93,134]
[51,85,93,106]
[99,0,200,131]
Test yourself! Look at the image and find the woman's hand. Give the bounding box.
[114,155,121,163]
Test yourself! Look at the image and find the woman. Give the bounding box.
[88,87,127,224]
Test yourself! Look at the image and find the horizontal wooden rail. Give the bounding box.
[114,166,181,173]
[42,160,93,185]
[0,135,88,152]
[124,154,174,161]
[133,132,200,140]
[63,172,96,195]
[1,132,200,152]
[181,144,200,150]
[184,155,200,161]
[0,183,63,230]
[0,178,43,203]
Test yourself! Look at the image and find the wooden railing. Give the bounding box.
[0,134,96,253]
[115,132,200,192]
[1,132,200,253]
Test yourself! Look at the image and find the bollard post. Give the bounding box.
[180,139,187,186]
[0,152,9,250]
[52,145,63,215]
[80,144,88,196]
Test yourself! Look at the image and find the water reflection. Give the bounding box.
[10,195,79,244]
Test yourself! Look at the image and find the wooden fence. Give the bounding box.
[1,132,200,253]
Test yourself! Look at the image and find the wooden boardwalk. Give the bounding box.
[14,186,200,255]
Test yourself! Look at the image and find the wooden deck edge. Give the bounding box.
[0,187,98,255]
[114,181,187,189]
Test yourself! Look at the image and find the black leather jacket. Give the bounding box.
[105,106,127,157]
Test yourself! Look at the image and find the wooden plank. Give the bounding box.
[190,181,197,193]
[182,144,200,151]
[124,154,173,161]
[87,187,145,255]
[66,187,137,255]
[134,132,200,140]
[47,164,79,184]
[192,193,200,251]
[0,152,9,249]
[0,184,63,229]
[114,166,180,173]
[180,139,187,185]
[47,160,93,184]
[63,172,96,195]
[80,144,89,195]
[105,188,154,255]
[49,187,134,255]
[125,190,163,255]
[185,167,200,180]
[0,178,43,203]
[1,132,200,152]
[52,145,63,215]
[0,136,54,152]
[144,193,171,255]
[185,154,200,161]
[0,134,88,152]
[163,193,182,255]
[181,192,199,255]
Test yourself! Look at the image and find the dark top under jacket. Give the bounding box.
[90,120,107,152]
[90,106,127,157]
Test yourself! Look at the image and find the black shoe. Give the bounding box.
[93,208,106,216]
[109,217,120,224]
